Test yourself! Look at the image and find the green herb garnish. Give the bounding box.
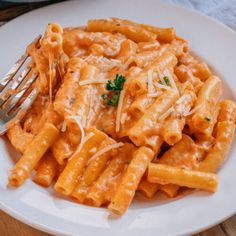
[102,74,126,107]
[101,93,108,100]
[163,76,171,86]
[106,74,126,91]
[159,76,171,86]
[205,117,211,122]
[107,92,119,106]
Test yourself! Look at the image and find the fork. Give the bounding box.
[0,36,41,135]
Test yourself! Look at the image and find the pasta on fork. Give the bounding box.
[3,18,236,215]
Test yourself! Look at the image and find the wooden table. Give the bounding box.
[0,1,235,235]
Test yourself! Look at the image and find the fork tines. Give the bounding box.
[0,36,41,134]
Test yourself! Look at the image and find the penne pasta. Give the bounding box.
[8,123,59,187]
[192,76,222,131]
[138,178,160,198]
[128,51,177,96]
[87,143,135,206]
[87,18,157,42]
[108,147,154,215]
[128,89,178,149]
[54,128,107,195]
[148,163,218,192]
[33,152,58,187]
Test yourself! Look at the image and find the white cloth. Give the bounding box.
[165,0,236,31]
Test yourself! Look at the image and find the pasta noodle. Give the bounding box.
[8,123,59,187]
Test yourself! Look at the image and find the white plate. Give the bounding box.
[1,1,236,235]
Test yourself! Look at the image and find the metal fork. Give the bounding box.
[0,36,41,135]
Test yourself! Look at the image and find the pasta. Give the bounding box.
[148,163,218,192]
[8,123,59,187]
[3,18,235,215]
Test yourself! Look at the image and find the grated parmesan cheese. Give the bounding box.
[159,106,175,121]
[87,142,124,165]
[183,105,200,116]
[147,93,159,98]
[155,82,171,91]
[79,79,108,86]
[67,115,85,149]
[116,90,125,132]
[176,93,190,105]
[147,70,155,95]
[69,132,94,160]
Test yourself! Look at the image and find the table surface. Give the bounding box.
[0,1,235,236]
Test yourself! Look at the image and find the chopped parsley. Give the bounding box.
[106,74,126,91]
[159,76,171,86]
[205,117,211,122]
[102,74,126,107]
[101,93,108,100]
[107,92,119,106]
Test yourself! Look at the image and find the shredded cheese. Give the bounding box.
[79,79,108,86]
[87,142,124,165]
[147,93,159,98]
[183,105,200,116]
[176,93,190,105]
[159,106,175,121]
[181,105,191,116]
[115,90,125,132]
[147,70,155,94]
[67,115,85,148]
[155,82,171,91]
[69,132,94,160]
[110,59,122,64]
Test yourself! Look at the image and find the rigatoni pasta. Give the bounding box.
[3,18,236,215]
